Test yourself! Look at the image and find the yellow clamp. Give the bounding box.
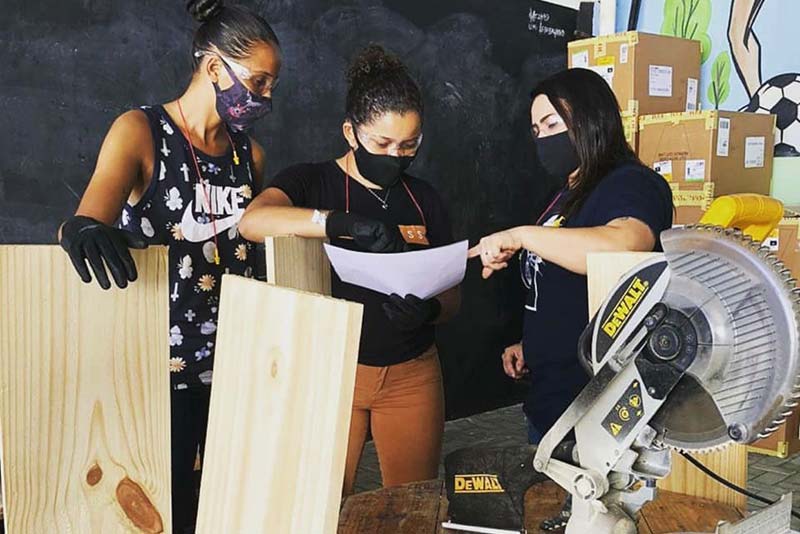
[700,194,784,242]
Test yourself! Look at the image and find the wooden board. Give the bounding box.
[661,447,748,508]
[587,252,747,508]
[338,480,744,533]
[265,236,331,295]
[338,481,446,534]
[586,252,659,316]
[196,276,363,534]
[525,481,744,534]
[749,403,800,458]
[640,486,744,533]
[0,246,171,534]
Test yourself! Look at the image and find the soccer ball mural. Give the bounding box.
[742,73,800,157]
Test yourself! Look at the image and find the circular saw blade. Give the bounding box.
[649,225,800,452]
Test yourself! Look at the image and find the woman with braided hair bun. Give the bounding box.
[57,1,281,531]
[241,44,461,496]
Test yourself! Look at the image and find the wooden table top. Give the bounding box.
[338,479,745,534]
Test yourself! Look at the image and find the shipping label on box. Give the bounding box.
[620,43,629,64]
[649,65,673,97]
[764,229,780,252]
[745,136,766,168]
[686,78,698,111]
[685,159,706,181]
[589,65,615,89]
[654,160,673,180]
[716,117,731,157]
[572,50,589,68]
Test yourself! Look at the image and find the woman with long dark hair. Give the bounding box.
[57,1,280,531]
[240,44,460,495]
[470,68,673,528]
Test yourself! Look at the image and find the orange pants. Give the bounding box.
[343,345,445,495]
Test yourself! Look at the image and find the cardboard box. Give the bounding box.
[750,212,800,458]
[750,409,800,458]
[622,110,638,153]
[670,182,715,226]
[766,212,800,278]
[567,32,701,116]
[639,110,776,197]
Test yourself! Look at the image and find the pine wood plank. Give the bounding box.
[524,480,569,532]
[659,447,748,508]
[265,236,331,295]
[196,276,362,534]
[640,489,744,533]
[0,246,171,534]
[586,252,659,316]
[336,480,742,533]
[587,252,748,508]
[338,480,444,534]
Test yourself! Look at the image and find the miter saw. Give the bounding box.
[444,195,800,534]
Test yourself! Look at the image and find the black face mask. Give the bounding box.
[535,131,580,184]
[353,134,415,189]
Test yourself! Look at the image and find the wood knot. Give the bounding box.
[271,360,278,378]
[86,464,102,486]
[116,477,164,533]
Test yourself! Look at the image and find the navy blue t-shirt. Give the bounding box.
[521,162,673,434]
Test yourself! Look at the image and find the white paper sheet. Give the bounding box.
[324,240,468,300]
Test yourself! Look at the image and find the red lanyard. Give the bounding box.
[176,100,237,265]
[344,157,427,227]
[535,189,565,225]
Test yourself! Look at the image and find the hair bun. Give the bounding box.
[347,44,406,85]
[187,0,224,24]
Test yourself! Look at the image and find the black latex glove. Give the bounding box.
[59,215,148,290]
[382,294,442,331]
[326,211,409,253]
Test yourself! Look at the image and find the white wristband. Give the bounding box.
[311,209,328,228]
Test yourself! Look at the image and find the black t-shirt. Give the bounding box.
[521,162,673,434]
[270,160,454,366]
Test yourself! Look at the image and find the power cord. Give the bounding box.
[680,451,800,521]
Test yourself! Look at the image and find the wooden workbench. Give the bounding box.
[338,480,745,533]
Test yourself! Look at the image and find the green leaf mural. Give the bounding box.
[708,51,732,109]
[661,0,713,64]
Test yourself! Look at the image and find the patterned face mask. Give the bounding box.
[213,57,273,132]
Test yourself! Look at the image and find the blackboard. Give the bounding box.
[0,0,575,418]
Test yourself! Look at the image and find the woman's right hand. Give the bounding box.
[502,343,529,379]
[59,215,148,290]
[326,211,409,253]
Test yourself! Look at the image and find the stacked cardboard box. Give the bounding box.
[638,111,776,224]
[750,210,800,457]
[567,32,701,116]
[621,110,638,152]
[569,32,777,228]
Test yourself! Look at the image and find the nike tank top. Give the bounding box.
[120,105,256,389]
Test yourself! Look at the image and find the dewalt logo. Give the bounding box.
[453,474,505,494]
[601,277,650,339]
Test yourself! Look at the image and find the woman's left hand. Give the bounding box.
[468,229,522,279]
